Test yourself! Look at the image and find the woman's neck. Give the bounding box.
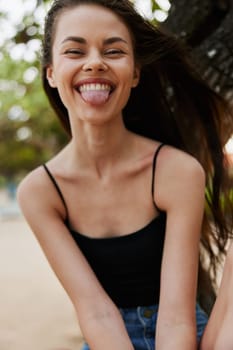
[68,118,134,179]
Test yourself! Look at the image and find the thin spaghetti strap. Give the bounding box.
[43,164,69,219]
[151,143,166,211]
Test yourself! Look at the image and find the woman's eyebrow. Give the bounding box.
[103,37,128,45]
[61,36,86,44]
[61,36,128,45]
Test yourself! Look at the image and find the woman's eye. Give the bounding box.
[64,49,84,56]
[105,49,124,56]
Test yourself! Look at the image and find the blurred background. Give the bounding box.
[0,0,233,349]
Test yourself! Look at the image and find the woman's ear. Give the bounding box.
[46,65,56,88]
[132,65,140,88]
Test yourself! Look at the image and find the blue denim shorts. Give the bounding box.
[81,303,208,350]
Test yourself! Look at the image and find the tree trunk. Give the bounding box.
[163,0,233,106]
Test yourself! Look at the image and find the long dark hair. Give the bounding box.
[42,0,233,312]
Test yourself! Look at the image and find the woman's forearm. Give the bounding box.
[77,302,134,350]
[156,324,197,350]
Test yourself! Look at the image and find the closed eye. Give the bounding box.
[104,49,125,56]
[64,49,84,56]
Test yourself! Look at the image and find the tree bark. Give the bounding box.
[163,0,233,106]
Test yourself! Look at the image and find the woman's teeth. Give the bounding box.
[79,83,111,92]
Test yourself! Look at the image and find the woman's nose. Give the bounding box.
[82,52,107,72]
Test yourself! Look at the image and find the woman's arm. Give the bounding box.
[17,167,134,350]
[154,147,206,350]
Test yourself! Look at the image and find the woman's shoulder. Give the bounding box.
[17,165,48,197]
[130,133,204,175]
[17,166,51,214]
[153,145,206,211]
[17,161,66,221]
[18,144,69,196]
[159,145,205,176]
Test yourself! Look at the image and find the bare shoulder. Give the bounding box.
[17,143,71,201]
[157,145,205,177]
[17,165,65,221]
[154,145,206,211]
[17,166,46,203]
[18,165,46,195]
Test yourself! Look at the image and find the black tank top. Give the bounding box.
[43,144,166,307]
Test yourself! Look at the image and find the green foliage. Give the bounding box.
[0,0,69,181]
[151,0,161,12]
[205,182,233,217]
[0,49,67,181]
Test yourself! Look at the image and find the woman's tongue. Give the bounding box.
[80,90,110,105]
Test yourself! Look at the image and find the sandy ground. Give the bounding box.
[0,207,84,350]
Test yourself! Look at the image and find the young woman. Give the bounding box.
[17,0,233,349]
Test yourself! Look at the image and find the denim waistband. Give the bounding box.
[81,303,208,350]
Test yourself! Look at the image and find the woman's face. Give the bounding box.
[46,4,140,125]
